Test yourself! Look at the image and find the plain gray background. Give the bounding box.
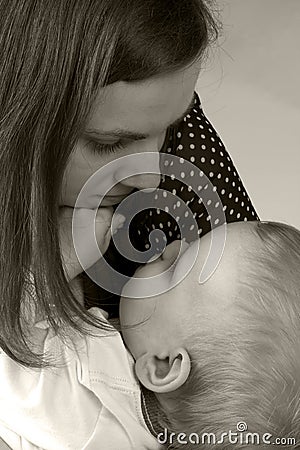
[196,0,300,228]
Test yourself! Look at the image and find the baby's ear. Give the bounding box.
[135,348,191,393]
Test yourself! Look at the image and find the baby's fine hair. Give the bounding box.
[161,221,300,449]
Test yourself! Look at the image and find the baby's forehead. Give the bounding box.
[171,229,224,286]
[171,239,204,286]
[171,223,255,292]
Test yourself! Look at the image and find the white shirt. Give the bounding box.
[0,308,161,450]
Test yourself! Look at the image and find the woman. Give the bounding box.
[0,0,258,447]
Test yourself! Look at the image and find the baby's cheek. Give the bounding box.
[119,299,157,348]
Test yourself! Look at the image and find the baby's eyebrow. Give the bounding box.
[84,96,195,142]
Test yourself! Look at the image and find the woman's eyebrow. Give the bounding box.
[84,96,195,142]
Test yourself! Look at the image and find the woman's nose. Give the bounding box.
[121,172,161,191]
[115,136,164,191]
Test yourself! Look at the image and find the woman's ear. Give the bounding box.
[135,348,191,393]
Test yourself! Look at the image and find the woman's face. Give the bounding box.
[60,62,201,208]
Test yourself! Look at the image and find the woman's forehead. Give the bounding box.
[86,63,201,137]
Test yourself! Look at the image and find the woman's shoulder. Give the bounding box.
[0,307,142,449]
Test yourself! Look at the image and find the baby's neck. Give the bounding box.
[155,391,177,413]
[141,385,172,438]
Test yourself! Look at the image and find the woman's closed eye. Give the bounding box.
[90,140,125,155]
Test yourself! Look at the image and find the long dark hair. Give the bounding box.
[0,0,220,367]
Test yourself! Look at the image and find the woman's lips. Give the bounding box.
[102,195,130,204]
[73,189,135,208]
[97,191,135,206]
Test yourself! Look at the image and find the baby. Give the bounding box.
[1,220,299,449]
[120,220,300,449]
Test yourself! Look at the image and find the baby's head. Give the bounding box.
[120,221,300,448]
